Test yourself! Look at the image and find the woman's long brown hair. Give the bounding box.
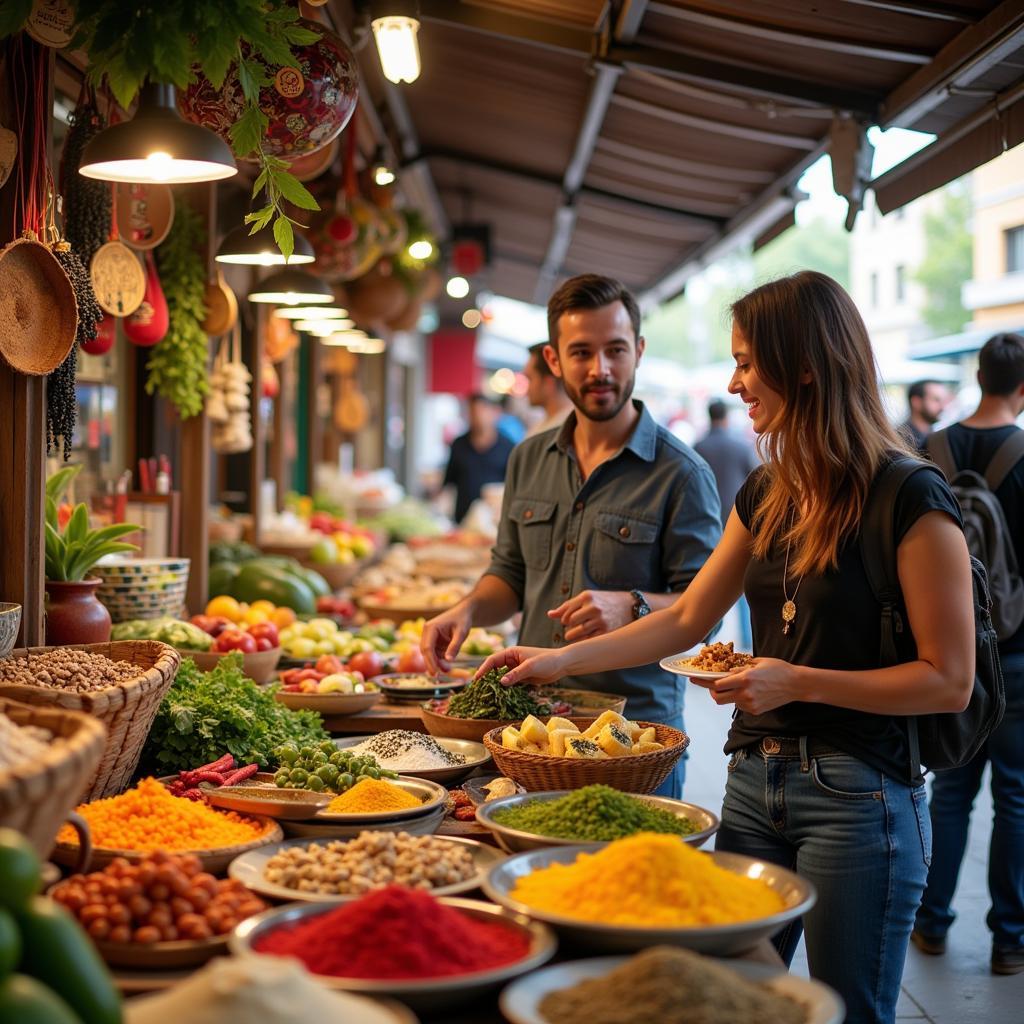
[731,271,914,575]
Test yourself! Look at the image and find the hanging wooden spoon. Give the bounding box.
[202,268,238,336]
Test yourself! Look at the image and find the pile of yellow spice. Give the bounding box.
[325,777,422,814]
[511,833,786,927]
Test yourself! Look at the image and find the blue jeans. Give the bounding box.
[915,652,1024,951]
[717,740,930,1024]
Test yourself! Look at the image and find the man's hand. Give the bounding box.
[420,604,474,674]
[474,646,567,687]
[547,590,634,642]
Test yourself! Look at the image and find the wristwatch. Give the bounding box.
[630,589,651,619]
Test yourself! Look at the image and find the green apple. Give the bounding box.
[350,535,372,558]
[309,537,339,564]
[314,640,336,656]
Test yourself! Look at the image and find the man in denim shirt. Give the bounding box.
[422,275,721,795]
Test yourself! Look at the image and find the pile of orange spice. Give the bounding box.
[57,777,270,851]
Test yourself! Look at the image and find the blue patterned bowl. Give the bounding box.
[0,603,22,658]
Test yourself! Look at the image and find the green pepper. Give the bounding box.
[16,896,121,1024]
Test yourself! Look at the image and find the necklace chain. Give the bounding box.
[781,510,804,635]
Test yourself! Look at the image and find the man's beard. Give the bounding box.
[563,373,635,422]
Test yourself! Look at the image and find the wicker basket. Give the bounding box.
[0,641,181,801]
[483,719,689,794]
[0,697,107,858]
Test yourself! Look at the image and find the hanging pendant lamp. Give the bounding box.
[371,1,421,84]
[216,223,315,266]
[248,267,333,305]
[80,83,237,184]
[273,305,349,320]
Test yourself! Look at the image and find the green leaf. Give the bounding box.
[245,206,275,232]
[271,169,320,212]
[65,503,89,545]
[0,0,31,38]
[229,105,266,160]
[251,168,269,199]
[283,25,321,46]
[273,215,294,262]
[46,465,82,503]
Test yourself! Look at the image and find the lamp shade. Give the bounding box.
[80,83,237,184]
[216,223,315,266]
[371,1,421,84]
[247,267,333,305]
[273,305,349,320]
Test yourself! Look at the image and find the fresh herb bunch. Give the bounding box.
[140,653,328,774]
[148,200,208,418]
[0,1,321,261]
[446,668,553,721]
[48,245,103,459]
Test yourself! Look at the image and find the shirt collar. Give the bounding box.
[548,400,658,463]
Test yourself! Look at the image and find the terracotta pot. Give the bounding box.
[44,578,112,646]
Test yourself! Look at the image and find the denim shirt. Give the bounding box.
[485,401,722,725]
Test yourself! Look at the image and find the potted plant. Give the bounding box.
[43,466,139,646]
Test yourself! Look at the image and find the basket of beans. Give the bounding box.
[50,850,269,968]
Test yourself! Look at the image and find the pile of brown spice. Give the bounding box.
[0,649,142,693]
[539,946,807,1024]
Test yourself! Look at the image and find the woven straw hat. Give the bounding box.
[0,234,78,376]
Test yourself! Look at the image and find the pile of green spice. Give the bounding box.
[490,785,700,842]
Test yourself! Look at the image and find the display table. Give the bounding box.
[323,702,429,734]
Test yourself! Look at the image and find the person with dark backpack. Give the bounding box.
[913,332,1024,975]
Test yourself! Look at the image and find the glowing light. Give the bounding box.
[446,276,470,299]
[408,239,433,260]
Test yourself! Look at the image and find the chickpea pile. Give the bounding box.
[264,831,476,896]
[50,850,268,944]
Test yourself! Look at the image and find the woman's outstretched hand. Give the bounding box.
[689,657,802,715]
[473,646,566,687]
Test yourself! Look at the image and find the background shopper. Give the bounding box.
[441,394,515,523]
[524,340,573,438]
[899,378,951,454]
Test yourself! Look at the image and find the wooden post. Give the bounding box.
[0,39,51,646]
[268,352,293,511]
[305,337,323,497]
[250,307,266,542]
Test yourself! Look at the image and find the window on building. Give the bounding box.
[895,264,906,303]
[1008,225,1024,273]
[870,271,879,308]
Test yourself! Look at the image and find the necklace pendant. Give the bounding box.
[782,599,797,635]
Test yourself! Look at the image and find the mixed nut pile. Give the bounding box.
[0,649,142,693]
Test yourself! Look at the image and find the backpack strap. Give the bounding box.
[860,457,938,778]
[984,429,1024,492]
[925,428,957,481]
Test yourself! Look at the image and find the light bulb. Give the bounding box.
[372,16,421,84]
[374,165,396,186]
[408,239,433,260]
[446,276,470,299]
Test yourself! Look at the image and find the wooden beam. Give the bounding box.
[838,0,978,23]
[615,0,650,43]
[646,2,932,64]
[594,136,775,184]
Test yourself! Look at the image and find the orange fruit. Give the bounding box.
[205,595,241,622]
[249,600,276,615]
[271,606,296,628]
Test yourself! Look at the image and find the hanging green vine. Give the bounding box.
[147,200,208,419]
[1,1,321,260]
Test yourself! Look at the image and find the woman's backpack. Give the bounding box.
[860,458,1005,773]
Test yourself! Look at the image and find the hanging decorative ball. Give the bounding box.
[81,315,115,356]
[179,20,358,162]
[375,206,408,256]
[308,196,382,281]
[123,254,169,347]
[346,264,407,326]
[451,239,485,277]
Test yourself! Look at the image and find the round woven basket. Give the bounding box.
[483,719,689,794]
[0,235,78,375]
[0,640,181,801]
[0,696,107,858]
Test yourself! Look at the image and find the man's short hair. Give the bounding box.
[907,379,941,404]
[527,342,554,377]
[707,399,727,423]
[978,333,1024,396]
[468,392,497,407]
[546,274,641,348]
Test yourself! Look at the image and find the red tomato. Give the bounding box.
[348,650,383,678]
[254,636,274,652]
[247,622,280,647]
[397,647,427,674]
[315,654,344,675]
[190,614,230,637]
[215,630,257,654]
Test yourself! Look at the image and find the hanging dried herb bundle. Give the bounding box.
[148,200,209,418]
[60,93,111,263]
[48,244,103,459]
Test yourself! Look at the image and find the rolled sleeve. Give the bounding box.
[663,458,722,592]
[484,449,527,601]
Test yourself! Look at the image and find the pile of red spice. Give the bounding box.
[253,885,532,979]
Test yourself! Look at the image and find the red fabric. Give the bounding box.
[429,329,477,395]
[253,885,530,979]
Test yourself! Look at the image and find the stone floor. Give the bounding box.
[683,609,1024,1023]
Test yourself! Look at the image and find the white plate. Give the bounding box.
[660,657,742,680]
[332,734,492,784]
[228,834,503,903]
[499,955,844,1024]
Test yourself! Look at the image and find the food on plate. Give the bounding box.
[51,850,268,945]
[122,954,400,1024]
[324,778,423,814]
[314,595,356,619]
[345,730,468,771]
[458,627,503,657]
[262,833,476,896]
[500,710,664,758]
[0,648,142,693]
[111,617,214,651]
[278,663,377,695]
[538,945,807,1024]
[489,785,699,842]
[165,754,260,801]
[139,654,327,774]
[443,667,572,721]
[510,833,785,926]
[448,789,477,821]
[252,885,532,979]
[359,579,468,610]
[0,710,59,772]
[271,739,398,795]
[679,641,753,672]
[56,778,273,852]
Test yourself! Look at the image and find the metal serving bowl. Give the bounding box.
[474,790,719,853]
[483,845,816,956]
[229,896,557,1012]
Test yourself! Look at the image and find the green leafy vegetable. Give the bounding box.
[139,653,328,773]
[446,668,555,721]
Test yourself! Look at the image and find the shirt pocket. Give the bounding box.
[509,498,557,571]
[590,509,659,588]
